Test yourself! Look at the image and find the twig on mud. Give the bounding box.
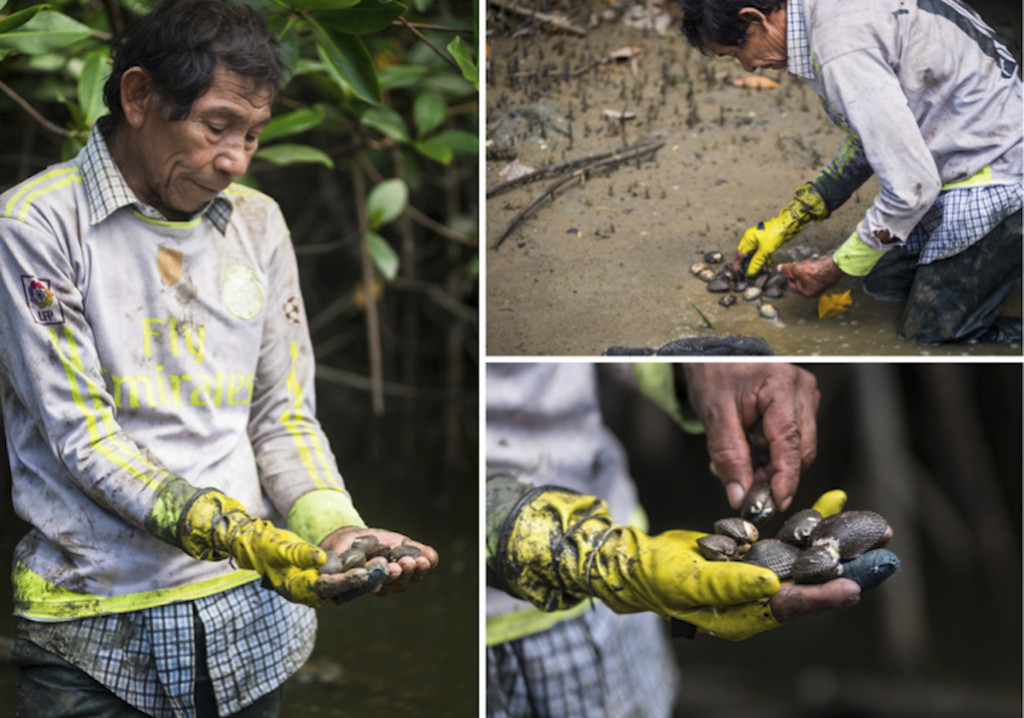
[487,138,663,198]
[489,0,587,36]
[490,138,665,250]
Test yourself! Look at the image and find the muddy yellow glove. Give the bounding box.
[739,182,829,276]
[179,489,332,607]
[491,485,781,640]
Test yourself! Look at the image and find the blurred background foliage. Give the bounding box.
[0,2,479,713]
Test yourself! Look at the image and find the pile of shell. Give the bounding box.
[320,534,422,575]
[690,251,786,321]
[696,483,890,584]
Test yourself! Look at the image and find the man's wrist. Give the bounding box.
[288,488,366,545]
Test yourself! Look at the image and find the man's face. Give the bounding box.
[704,7,788,73]
[129,66,273,220]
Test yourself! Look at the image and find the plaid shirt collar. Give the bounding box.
[786,0,816,80]
[79,123,233,234]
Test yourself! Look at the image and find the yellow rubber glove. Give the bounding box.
[179,489,333,607]
[811,488,847,518]
[494,487,781,640]
[738,182,829,276]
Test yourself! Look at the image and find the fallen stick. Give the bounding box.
[489,0,587,36]
[487,137,664,198]
[490,138,665,250]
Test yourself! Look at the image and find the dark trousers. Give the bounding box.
[863,210,1022,344]
[11,610,284,718]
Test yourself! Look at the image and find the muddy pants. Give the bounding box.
[863,210,1022,344]
[12,611,284,718]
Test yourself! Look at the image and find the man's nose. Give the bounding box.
[213,142,250,178]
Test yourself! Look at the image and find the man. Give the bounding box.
[0,1,437,715]
[681,0,1022,344]
[485,363,891,717]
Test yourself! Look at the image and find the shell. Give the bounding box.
[697,533,738,561]
[707,277,731,292]
[321,548,366,574]
[390,543,422,561]
[743,286,762,301]
[775,509,823,548]
[743,539,800,579]
[791,544,841,583]
[698,268,717,282]
[716,267,736,281]
[759,303,779,320]
[764,286,784,299]
[704,251,724,264]
[733,279,748,292]
[740,482,776,525]
[691,262,711,276]
[810,510,888,560]
[350,535,380,553]
[714,517,759,547]
[718,294,737,307]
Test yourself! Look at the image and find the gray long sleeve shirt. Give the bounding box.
[790,0,1023,249]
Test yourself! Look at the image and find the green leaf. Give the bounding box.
[0,5,47,35]
[446,35,477,90]
[378,64,431,90]
[309,16,380,104]
[0,10,93,54]
[411,0,433,11]
[255,143,335,168]
[290,0,361,9]
[360,105,409,143]
[276,16,301,75]
[413,138,452,165]
[414,129,477,164]
[260,105,325,143]
[315,3,407,35]
[364,230,399,280]
[365,178,408,231]
[413,92,446,138]
[77,48,110,126]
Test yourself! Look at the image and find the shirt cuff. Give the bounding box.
[632,364,704,434]
[288,489,366,545]
[834,228,886,277]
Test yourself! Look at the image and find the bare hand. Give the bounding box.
[320,526,438,598]
[681,364,820,511]
[777,253,845,298]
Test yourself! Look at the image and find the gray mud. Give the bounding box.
[484,2,1021,356]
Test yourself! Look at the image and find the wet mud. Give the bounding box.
[485,2,1021,356]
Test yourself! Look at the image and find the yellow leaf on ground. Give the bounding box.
[818,290,853,319]
[731,75,779,90]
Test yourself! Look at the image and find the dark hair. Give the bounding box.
[680,0,784,52]
[102,0,285,125]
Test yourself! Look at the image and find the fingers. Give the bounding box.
[685,364,819,511]
[759,366,820,510]
[770,578,861,623]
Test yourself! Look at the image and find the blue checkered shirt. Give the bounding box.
[18,580,317,717]
[786,0,1023,264]
[81,121,233,233]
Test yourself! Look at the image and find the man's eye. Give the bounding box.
[207,124,226,135]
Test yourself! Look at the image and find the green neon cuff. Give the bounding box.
[145,476,202,548]
[632,364,704,434]
[833,229,885,277]
[288,488,366,545]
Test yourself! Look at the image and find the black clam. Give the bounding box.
[743,539,800,579]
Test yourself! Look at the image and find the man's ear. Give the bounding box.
[737,6,770,29]
[119,67,155,129]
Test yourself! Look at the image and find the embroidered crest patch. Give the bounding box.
[283,296,302,325]
[222,263,264,320]
[21,275,65,325]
